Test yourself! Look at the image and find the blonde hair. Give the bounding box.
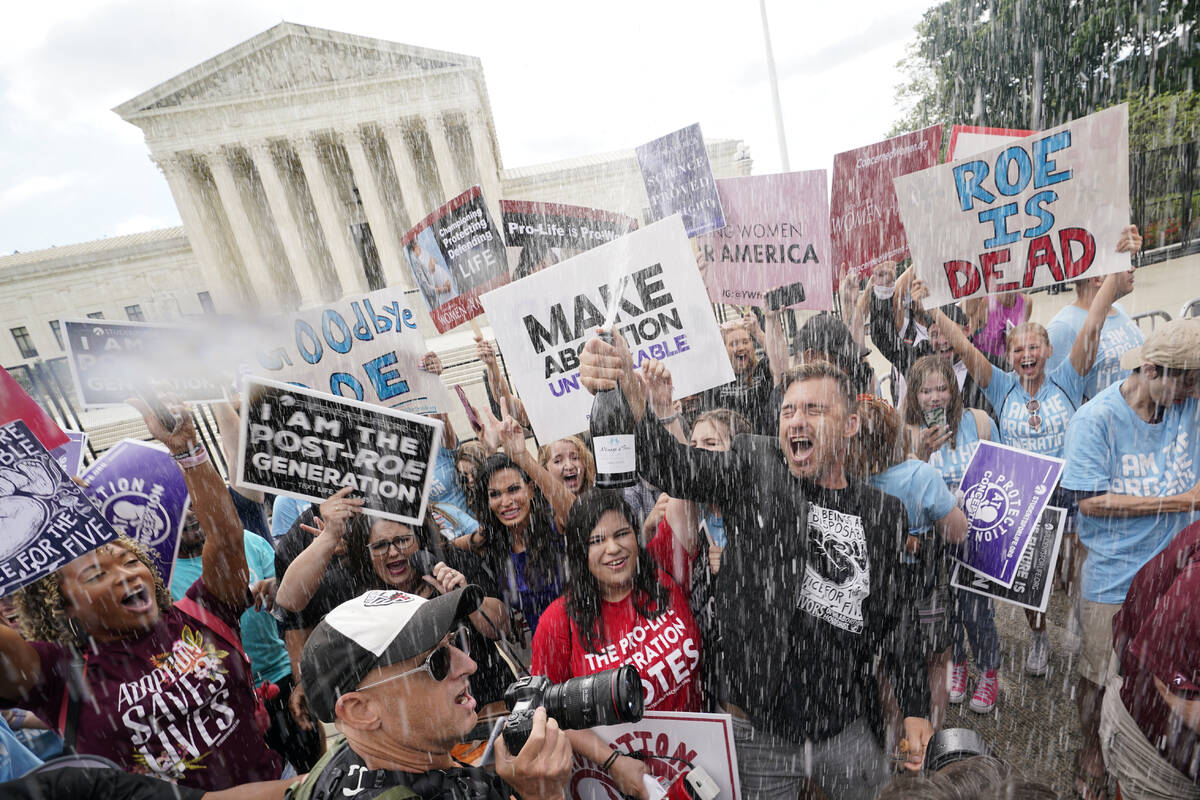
[538,435,596,493]
[721,324,760,380]
[1005,322,1050,355]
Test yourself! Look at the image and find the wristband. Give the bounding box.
[658,413,679,426]
[601,750,620,772]
[174,445,210,470]
[170,441,204,461]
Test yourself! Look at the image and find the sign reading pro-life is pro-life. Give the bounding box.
[480,215,734,443]
[894,105,1130,308]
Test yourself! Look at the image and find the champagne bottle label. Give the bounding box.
[593,434,636,474]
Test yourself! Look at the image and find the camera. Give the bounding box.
[501,666,644,753]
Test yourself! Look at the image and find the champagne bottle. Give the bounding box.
[590,330,638,489]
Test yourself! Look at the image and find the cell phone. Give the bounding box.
[923,407,946,428]
[455,385,482,433]
[132,379,178,433]
[765,281,806,310]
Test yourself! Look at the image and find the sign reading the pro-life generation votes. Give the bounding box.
[696,171,833,309]
[402,185,508,334]
[245,288,451,415]
[636,123,726,238]
[0,420,120,597]
[82,440,190,586]
[952,505,1066,613]
[830,124,943,280]
[238,378,442,525]
[894,104,1130,307]
[954,441,1064,588]
[480,215,734,443]
[62,319,230,408]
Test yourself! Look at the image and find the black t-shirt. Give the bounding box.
[696,358,775,434]
[0,768,205,800]
[274,509,366,632]
[437,548,514,707]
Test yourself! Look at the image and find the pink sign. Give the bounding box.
[830,124,943,281]
[696,171,833,310]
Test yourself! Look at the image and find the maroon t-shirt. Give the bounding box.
[1113,519,1200,781]
[16,579,281,790]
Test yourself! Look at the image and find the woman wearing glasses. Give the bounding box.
[532,490,702,800]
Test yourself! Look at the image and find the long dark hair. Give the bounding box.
[343,511,446,592]
[564,490,667,654]
[470,453,562,589]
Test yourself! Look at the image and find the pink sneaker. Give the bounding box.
[969,669,998,713]
[948,662,968,704]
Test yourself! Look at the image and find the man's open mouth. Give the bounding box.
[789,436,814,463]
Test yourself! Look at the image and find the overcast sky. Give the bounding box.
[0,0,935,255]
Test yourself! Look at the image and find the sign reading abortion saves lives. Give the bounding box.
[238,378,442,525]
[894,104,1130,308]
[480,215,733,443]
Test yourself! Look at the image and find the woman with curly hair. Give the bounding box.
[0,400,283,790]
[538,435,595,496]
[533,489,702,800]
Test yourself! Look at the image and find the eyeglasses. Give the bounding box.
[1025,399,1041,430]
[368,534,417,556]
[356,627,471,690]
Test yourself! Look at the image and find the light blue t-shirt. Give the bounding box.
[271,495,307,540]
[428,448,480,537]
[982,358,1085,458]
[1046,303,1144,399]
[169,532,293,685]
[0,715,42,781]
[1063,383,1200,603]
[927,409,1000,492]
[870,459,958,535]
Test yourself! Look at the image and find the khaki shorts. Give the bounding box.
[1079,599,1123,685]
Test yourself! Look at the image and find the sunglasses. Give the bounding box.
[356,626,471,689]
[1025,399,1041,430]
[368,534,417,556]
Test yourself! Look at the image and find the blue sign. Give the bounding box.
[636,123,726,237]
[954,440,1064,588]
[82,439,189,585]
[0,420,119,596]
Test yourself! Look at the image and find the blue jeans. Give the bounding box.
[950,588,1000,671]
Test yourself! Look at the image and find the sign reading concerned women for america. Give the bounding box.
[480,215,734,443]
[238,378,441,525]
[894,104,1130,308]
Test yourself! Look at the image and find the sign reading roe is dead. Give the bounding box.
[894,105,1130,307]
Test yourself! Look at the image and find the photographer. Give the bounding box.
[286,587,571,800]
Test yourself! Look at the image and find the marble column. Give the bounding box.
[423,111,464,201]
[248,141,324,307]
[292,135,367,296]
[202,147,279,307]
[380,120,429,230]
[465,109,504,224]
[338,125,409,288]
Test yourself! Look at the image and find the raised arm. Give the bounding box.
[837,264,867,349]
[274,488,362,612]
[929,306,995,389]
[0,626,41,704]
[213,400,264,504]
[756,307,790,386]
[1068,272,1122,377]
[489,400,575,533]
[639,359,687,445]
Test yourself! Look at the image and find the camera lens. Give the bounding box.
[543,665,644,730]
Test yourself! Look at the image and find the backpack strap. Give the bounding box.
[174,596,250,670]
[56,647,89,753]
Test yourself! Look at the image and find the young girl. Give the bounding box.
[538,436,595,496]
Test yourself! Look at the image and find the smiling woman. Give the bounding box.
[538,436,595,496]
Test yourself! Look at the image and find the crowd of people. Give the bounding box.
[0,222,1198,800]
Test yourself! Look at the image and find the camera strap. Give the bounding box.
[295,740,513,800]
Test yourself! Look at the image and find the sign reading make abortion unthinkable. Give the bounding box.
[402,185,509,334]
[952,505,1066,613]
[246,288,451,415]
[480,215,734,443]
[238,378,442,525]
[82,440,190,586]
[954,441,1064,588]
[696,171,834,310]
[830,124,943,280]
[0,420,120,596]
[500,199,639,277]
[894,104,1130,308]
[636,123,726,238]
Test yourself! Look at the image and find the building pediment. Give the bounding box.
[115,22,476,118]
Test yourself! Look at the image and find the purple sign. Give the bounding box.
[48,430,87,476]
[82,440,189,585]
[636,122,726,237]
[954,441,1064,588]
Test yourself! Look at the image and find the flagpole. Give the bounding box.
[759,0,790,171]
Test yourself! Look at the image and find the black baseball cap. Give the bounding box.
[793,313,870,374]
[300,586,483,723]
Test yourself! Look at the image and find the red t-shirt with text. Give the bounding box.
[531,572,702,712]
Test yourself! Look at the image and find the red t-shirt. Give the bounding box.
[15,579,281,790]
[647,520,696,596]
[1112,519,1200,781]
[531,572,702,712]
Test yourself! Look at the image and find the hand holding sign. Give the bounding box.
[127,393,196,455]
[1116,224,1143,254]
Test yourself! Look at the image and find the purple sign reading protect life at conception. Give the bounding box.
[954,440,1064,588]
[82,439,190,585]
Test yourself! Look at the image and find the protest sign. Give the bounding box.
[0,366,68,450]
[81,439,189,585]
[500,199,638,278]
[952,505,1066,613]
[62,319,230,408]
[636,123,725,238]
[696,171,833,309]
[894,105,1130,307]
[954,440,1064,588]
[830,124,943,280]
[402,185,508,334]
[0,420,120,596]
[480,215,734,443]
[245,288,451,415]
[48,431,88,476]
[238,377,442,524]
[948,125,1035,161]
[570,712,740,800]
